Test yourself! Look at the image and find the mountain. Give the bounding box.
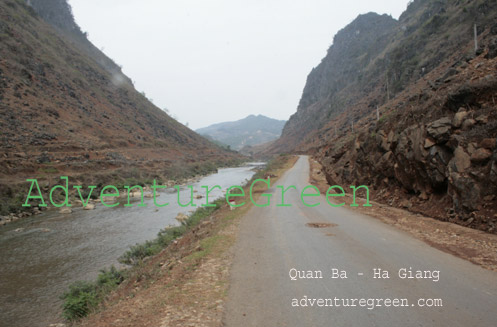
[0,0,240,216]
[196,115,286,150]
[270,0,497,233]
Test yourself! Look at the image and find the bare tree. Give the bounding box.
[474,24,478,54]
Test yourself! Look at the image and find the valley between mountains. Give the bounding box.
[1,0,497,326]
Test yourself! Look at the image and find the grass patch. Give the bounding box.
[378,109,397,125]
[185,235,225,261]
[39,166,58,174]
[61,266,125,321]
[118,198,224,265]
[253,154,293,180]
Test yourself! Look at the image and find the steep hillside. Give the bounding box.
[278,12,397,150]
[197,114,286,150]
[0,0,240,216]
[239,140,276,158]
[272,0,497,233]
[27,0,128,82]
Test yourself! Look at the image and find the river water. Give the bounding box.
[0,164,260,327]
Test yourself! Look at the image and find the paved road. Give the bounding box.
[224,156,497,326]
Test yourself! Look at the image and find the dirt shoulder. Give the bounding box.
[309,157,497,272]
[74,156,298,327]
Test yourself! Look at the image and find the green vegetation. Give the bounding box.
[0,183,34,216]
[39,166,58,174]
[59,198,224,321]
[185,234,224,261]
[118,199,224,265]
[60,197,226,321]
[378,109,397,125]
[61,266,125,321]
[253,154,290,180]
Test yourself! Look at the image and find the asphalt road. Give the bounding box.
[224,156,497,326]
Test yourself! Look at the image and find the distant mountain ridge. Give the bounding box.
[197,115,286,150]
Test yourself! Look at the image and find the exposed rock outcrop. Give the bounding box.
[271,0,497,233]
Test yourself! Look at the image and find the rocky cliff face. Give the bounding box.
[273,0,497,233]
[320,63,497,233]
[280,13,397,149]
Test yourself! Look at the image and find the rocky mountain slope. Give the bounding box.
[196,114,286,150]
[271,0,497,233]
[0,0,240,216]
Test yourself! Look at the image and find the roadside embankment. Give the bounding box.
[63,155,297,327]
[309,157,497,272]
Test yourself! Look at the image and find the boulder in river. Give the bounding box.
[131,191,143,198]
[59,208,72,214]
[175,213,188,223]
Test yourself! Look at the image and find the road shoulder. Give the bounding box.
[76,156,298,327]
[309,157,497,271]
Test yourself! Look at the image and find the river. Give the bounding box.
[0,164,260,327]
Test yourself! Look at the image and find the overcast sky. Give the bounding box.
[68,0,410,129]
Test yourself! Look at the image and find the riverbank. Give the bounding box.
[0,158,245,227]
[69,155,297,327]
[0,164,259,327]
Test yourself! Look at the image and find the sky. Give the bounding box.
[68,0,411,129]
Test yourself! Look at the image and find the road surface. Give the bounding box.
[224,156,497,326]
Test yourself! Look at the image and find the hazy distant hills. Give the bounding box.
[196,115,286,151]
